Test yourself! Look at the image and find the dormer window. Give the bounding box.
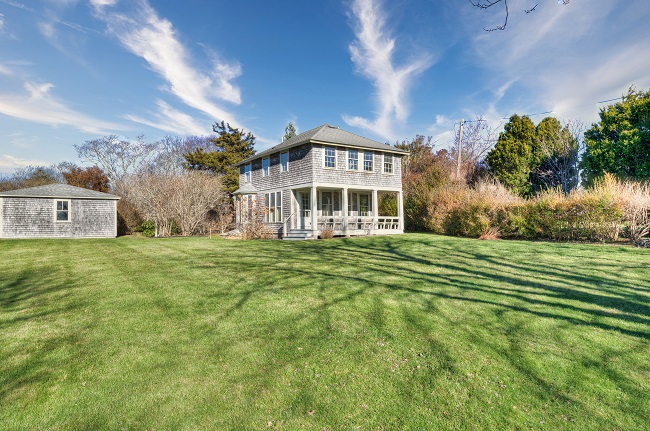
[245,163,251,182]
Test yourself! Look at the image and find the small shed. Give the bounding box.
[0,183,120,239]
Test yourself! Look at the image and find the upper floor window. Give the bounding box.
[262,158,270,176]
[348,149,359,170]
[280,152,289,172]
[324,146,336,168]
[244,163,251,182]
[383,154,393,174]
[55,200,70,222]
[364,151,373,171]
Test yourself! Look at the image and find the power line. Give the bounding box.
[499,96,625,121]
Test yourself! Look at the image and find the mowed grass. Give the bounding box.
[1,234,649,430]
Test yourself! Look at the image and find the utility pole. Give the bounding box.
[457,118,464,181]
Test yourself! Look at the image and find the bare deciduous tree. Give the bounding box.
[452,117,498,182]
[146,136,212,176]
[168,172,226,236]
[533,119,583,194]
[122,171,226,237]
[74,135,157,191]
[122,173,175,237]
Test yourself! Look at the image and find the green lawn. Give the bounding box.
[1,234,649,430]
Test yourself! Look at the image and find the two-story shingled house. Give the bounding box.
[233,124,408,239]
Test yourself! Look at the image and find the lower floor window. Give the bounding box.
[265,191,282,222]
[55,200,70,221]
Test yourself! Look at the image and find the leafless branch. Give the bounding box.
[470,0,570,31]
[525,4,538,14]
[469,0,508,31]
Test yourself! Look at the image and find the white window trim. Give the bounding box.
[54,199,71,223]
[383,153,394,175]
[264,191,282,223]
[323,146,337,169]
[347,149,359,171]
[363,151,374,172]
[244,163,251,182]
[280,152,289,172]
[262,157,270,177]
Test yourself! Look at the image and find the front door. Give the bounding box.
[298,191,311,229]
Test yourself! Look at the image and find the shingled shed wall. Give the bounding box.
[0,184,120,239]
[1,198,117,238]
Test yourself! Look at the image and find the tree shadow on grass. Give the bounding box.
[202,235,649,428]
[0,266,89,414]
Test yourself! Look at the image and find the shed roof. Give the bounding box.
[235,124,408,166]
[0,183,120,200]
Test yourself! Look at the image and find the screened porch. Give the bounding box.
[286,186,403,236]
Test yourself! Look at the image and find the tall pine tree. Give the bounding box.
[184,121,256,194]
[283,122,297,141]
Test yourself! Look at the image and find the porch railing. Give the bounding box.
[317,216,400,231]
[282,210,297,238]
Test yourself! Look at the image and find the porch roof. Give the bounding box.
[235,124,408,166]
[232,182,258,195]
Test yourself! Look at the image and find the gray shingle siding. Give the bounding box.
[312,145,402,188]
[238,143,401,191]
[1,197,116,238]
[239,144,314,190]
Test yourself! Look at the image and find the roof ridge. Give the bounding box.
[0,182,120,199]
[234,124,407,166]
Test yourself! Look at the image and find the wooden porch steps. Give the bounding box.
[282,229,316,241]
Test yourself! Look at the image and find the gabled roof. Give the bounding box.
[0,183,120,200]
[235,124,408,166]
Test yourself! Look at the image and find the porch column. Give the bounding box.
[398,190,404,231]
[311,185,317,236]
[291,190,296,230]
[342,187,348,236]
[372,189,379,229]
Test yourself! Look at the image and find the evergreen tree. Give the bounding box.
[581,88,650,185]
[485,114,536,195]
[283,122,297,141]
[531,117,579,194]
[184,121,256,194]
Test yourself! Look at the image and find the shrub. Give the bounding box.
[117,198,143,236]
[407,174,640,243]
[319,227,334,239]
[134,220,156,237]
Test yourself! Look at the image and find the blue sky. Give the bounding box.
[1,0,649,173]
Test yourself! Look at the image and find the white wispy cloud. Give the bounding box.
[0,81,125,133]
[0,154,49,173]
[343,0,432,140]
[469,0,650,125]
[89,0,117,7]
[91,0,242,128]
[125,99,206,136]
[0,63,12,76]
